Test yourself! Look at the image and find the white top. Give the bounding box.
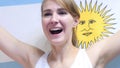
[35,49,93,68]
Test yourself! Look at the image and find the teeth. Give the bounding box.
[50,28,61,31]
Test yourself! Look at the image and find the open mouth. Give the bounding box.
[49,28,63,34]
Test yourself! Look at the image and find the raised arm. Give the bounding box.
[0,27,44,68]
[87,30,120,67]
[101,30,120,64]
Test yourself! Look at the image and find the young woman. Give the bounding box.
[0,0,120,68]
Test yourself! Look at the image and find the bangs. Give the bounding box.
[56,0,80,18]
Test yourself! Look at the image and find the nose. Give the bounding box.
[83,23,90,31]
[50,13,59,25]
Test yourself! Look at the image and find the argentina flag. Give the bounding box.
[0,0,120,68]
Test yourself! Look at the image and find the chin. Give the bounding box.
[50,37,66,46]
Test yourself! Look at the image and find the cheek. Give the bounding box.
[62,16,72,22]
[42,18,48,28]
[65,19,74,28]
[42,20,45,28]
[64,21,74,32]
[42,19,47,33]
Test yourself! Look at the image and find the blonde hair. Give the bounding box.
[41,0,80,47]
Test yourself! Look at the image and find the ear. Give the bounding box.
[73,16,79,27]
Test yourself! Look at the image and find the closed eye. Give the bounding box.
[58,11,67,15]
[43,13,52,17]
[57,8,67,15]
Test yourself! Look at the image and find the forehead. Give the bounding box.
[42,0,64,11]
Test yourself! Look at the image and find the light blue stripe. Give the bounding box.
[0,0,43,6]
[0,56,120,68]
[0,61,23,68]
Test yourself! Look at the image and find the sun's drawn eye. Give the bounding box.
[89,19,96,24]
[79,20,85,25]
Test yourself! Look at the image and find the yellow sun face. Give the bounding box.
[75,0,115,48]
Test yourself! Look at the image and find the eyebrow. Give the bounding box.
[43,9,51,13]
[57,8,66,11]
[43,8,66,12]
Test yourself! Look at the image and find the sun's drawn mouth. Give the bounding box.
[82,32,92,36]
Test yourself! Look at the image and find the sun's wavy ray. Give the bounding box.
[102,9,111,17]
[106,23,115,26]
[86,42,89,48]
[92,1,97,12]
[104,31,114,34]
[97,3,103,13]
[80,1,85,12]
[80,42,84,48]
[85,0,89,11]
[103,34,109,37]
[104,14,114,20]
[99,5,107,16]
[89,0,92,12]
[106,27,115,29]
[108,23,116,25]
[105,18,115,22]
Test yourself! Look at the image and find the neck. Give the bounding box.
[49,41,78,62]
[48,33,79,63]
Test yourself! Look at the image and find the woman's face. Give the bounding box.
[42,0,78,46]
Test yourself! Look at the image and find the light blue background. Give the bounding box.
[0,0,42,6]
[0,55,120,68]
[0,0,120,68]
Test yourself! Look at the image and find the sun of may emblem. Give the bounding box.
[74,0,116,48]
